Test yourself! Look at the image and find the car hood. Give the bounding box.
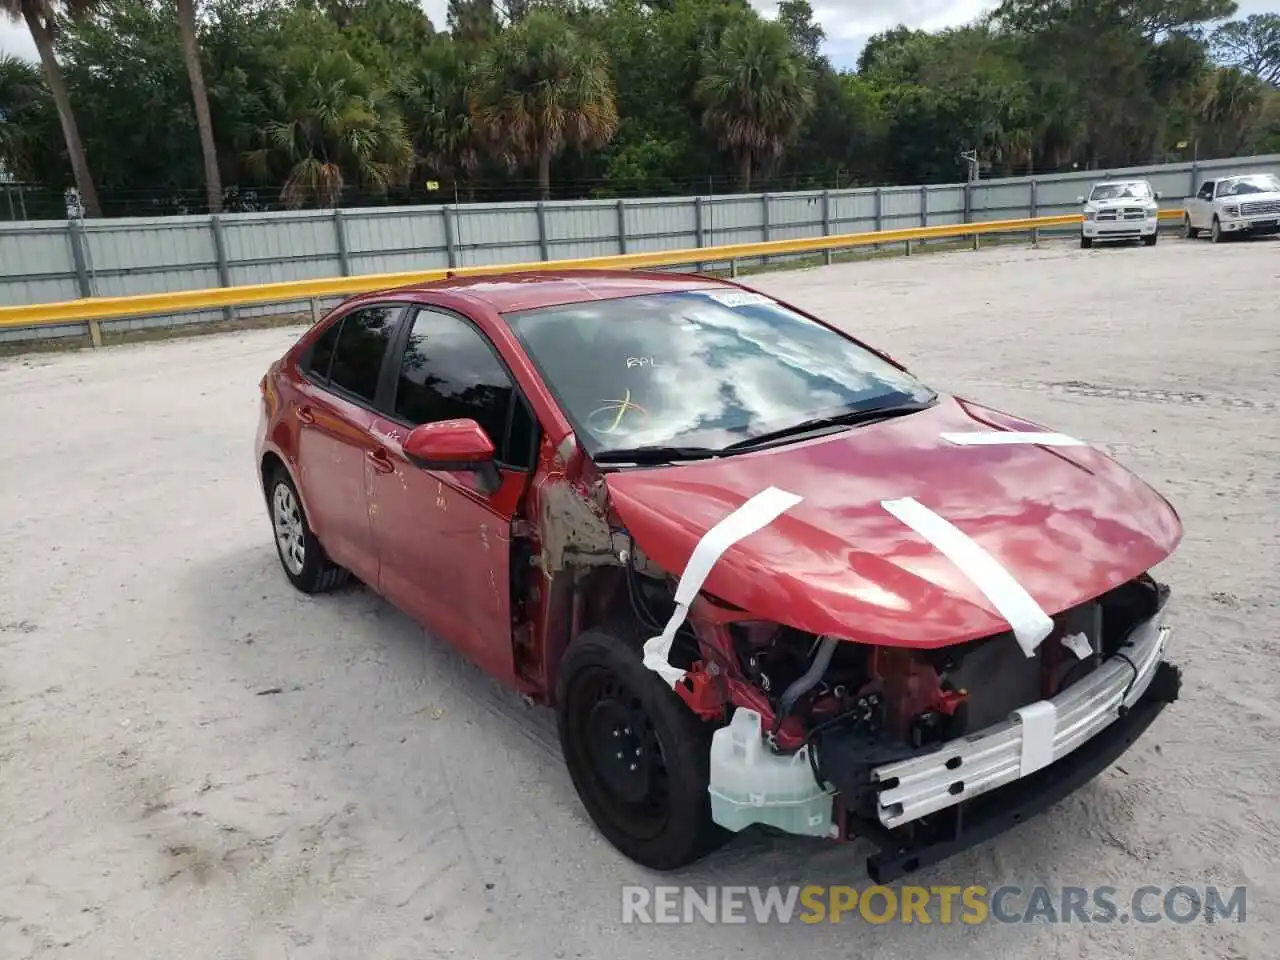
[603,395,1182,649]
[1087,198,1152,210]
[1224,191,1280,204]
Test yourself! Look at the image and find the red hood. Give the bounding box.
[603,395,1182,648]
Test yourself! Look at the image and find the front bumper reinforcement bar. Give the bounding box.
[873,619,1172,829]
[858,657,1180,883]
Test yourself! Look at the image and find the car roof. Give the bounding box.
[369,269,737,314]
[1093,179,1149,187]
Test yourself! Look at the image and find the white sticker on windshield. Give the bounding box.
[702,291,775,309]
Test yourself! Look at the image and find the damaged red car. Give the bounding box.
[255,269,1183,882]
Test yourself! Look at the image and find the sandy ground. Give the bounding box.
[1,236,1277,959]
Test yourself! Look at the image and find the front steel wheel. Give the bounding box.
[556,621,727,870]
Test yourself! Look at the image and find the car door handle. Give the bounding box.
[367,449,395,475]
[296,405,315,425]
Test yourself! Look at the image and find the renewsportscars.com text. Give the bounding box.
[620,884,1247,925]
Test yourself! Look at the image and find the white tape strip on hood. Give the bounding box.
[642,486,804,687]
[941,431,1084,446]
[880,496,1054,658]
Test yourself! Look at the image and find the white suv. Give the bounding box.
[1078,180,1161,248]
[1183,173,1280,243]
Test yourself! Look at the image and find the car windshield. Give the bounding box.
[1089,182,1150,201]
[1218,174,1280,196]
[504,289,935,457]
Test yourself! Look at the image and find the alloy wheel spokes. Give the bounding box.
[273,485,306,575]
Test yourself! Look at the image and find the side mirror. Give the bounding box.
[403,419,501,494]
[1154,190,1162,200]
[1076,195,1085,204]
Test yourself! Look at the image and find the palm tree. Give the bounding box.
[2,0,101,215]
[447,0,498,47]
[469,9,618,200]
[694,18,814,193]
[400,41,484,198]
[244,49,412,209]
[1195,66,1265,157]
[1,53,43,179]
[175,0,221,212]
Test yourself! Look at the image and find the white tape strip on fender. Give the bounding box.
[880,497,1054,658]
[1012,700,1057,776]
[642,486,804,687]
[941,431,1084,447]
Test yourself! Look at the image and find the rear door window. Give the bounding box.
[326,305,401,403]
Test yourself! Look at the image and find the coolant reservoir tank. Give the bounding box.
[707,707,835,838]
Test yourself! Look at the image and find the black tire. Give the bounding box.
[555,620,728,870]
[1210,216,1223,244]
[1183,215,1198,239]
[1143,231,1158,247]
[1079,234,1093,249]
[267,467,350,594]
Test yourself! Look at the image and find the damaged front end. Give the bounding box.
[529,442,1181,880]
[676,573,1182,881]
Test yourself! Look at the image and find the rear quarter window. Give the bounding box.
[326,306,401,403]
[303,319,342,381]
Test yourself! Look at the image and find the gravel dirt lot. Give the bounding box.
[2,236,1276,959]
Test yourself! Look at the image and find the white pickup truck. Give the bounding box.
[1077,179,1161,248]
[1183,172,1280,243]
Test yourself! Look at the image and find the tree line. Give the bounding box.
[1,0,1278,219]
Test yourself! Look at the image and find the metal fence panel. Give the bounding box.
[344,207,447,255]
[0,223,80,306]
[3,154,1279,344]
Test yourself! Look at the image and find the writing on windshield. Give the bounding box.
[505,290,934,456]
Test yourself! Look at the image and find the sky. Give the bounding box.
[0,0,1272,71]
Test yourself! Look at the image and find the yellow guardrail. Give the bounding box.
[0,209,1185,333]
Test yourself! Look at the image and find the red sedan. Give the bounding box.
[255,269,1183,881]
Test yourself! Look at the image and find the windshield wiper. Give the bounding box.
[593,445,721,465]
[720,399,935,452]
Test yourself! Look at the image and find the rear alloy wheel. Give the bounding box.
[1183,215,1198,239]
[269,469,349,594]
[556,621,727,870]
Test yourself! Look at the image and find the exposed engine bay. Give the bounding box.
[623,552,1172,831]
[700,573,1163,739]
